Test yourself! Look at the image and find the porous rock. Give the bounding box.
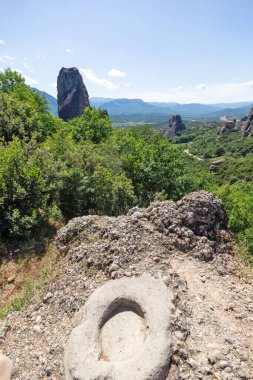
[64,274,173,380]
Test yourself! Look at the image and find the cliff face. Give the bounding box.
[162,114,185,139]
[57,67,90,121]
[241,107,253,137]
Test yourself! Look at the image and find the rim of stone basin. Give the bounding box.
[64,273,173,380]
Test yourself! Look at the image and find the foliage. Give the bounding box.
[0,68,24,92]
[0,69,252,265]
[175,120,253,259]
[70,107,112,143]
[0,69,55,142]
[0,138,48,237]
[175,121,253,159]
[215,183,253,255]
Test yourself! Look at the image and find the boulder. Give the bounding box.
[162,114,185,139]
[57,67,90,121]
[209,158,226,174]
[64,274,173,380]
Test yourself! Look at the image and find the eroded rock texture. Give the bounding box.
[241,107,253,137]
[162,114,185,139]
[57,67,90,121]
[218,118,236,136]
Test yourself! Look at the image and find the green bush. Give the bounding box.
[0,69,55,142]
[215,183,253,255]
[71,107,112,143]
[0,139,48,237]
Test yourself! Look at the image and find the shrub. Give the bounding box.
[0,139,48,237]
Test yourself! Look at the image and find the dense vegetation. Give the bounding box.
[0,69,252,264]
[174,121,253,260]
[0,70,211,238]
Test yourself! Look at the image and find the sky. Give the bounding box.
[1,0,253,104]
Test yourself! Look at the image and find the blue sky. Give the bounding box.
[1,0,253,103]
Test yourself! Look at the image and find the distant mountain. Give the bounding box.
[213,101,253,109]
[34,89,253,123]
[201,104,253,120]
[32,88,58,116]
[90,97,113,108]
[96,98,170,115]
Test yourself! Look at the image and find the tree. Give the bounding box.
[71,107,112,143]
[0,69,56,142]
[0,139,48,237]
[0,68,24,92]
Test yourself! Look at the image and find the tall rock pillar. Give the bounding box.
[57,67,90,121]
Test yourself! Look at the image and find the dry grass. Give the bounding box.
[234,242,253,281]
[0,241,59,319]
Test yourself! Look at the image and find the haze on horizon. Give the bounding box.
[1,0,253,104]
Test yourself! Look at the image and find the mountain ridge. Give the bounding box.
[34,89,253,121]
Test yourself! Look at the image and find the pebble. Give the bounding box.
[33,325,41,333]
[220,360,229,369]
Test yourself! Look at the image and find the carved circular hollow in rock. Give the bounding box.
[64,274,173,380]
[99,306,147,362]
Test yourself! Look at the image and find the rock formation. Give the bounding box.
[65,274,173,380]
[241,107,253,137]
[57,67,90,121]
[162,114,185,139]
[210,158,226,174]
[1,191,253,379]
[218,118,236,136]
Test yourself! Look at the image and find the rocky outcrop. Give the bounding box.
[57,67,90,121]
[241,107,253,137]
[210,158,226,174]
[218,118,236,136]
[162,114,185,139]
[1,191,253,379]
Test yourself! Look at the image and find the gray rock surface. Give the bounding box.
[218,118,236,136]
[241,107,253,137]
[162,114,185,139]
[0,352,12,380]
[65,274,173,380]
[57,67,90,121]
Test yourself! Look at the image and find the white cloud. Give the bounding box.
[0,55,15,63]
[244,80,253,87]
[22,62,31,69]
[12,68,38,86]
[23,75,38,86]
[51,82,57,88]
[196,83,207,90]
[108,68,127,78]
[137,80,253,103]
[124,82,131,88]
[80,68,119,90]
[35,54,47,60]
[65,48,73,54]
[0,39,5,44]
[22,62,32,69]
